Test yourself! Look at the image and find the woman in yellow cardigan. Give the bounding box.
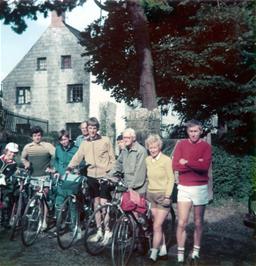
[145,134,175,262]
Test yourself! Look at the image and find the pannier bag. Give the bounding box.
[57,173,84,197]
[121,190,147,214]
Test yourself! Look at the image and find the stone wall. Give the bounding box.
[125,108,161,144]
[99,102,116,146]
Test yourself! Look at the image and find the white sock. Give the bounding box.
[192,245,200,258]
[159,244,167,256]
[149,248,158,261]
[177,247,185,262]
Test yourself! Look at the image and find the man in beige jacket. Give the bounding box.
[67,117,115,241]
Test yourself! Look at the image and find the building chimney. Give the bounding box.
[51,11,65,27]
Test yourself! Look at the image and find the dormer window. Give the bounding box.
[61,55,71,69]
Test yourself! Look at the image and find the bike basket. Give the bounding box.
[57,173,84,196]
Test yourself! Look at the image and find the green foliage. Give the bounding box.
[81,1,255,155]
[163,140,255,201]
[212,145,255,201]
[1,1,255,155]
[0,0,86,33]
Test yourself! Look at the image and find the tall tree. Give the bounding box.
[81,1,255,154]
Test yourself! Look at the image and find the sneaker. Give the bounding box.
[42,220,48,231]
[29,200,35,207]
[90,230,103,242]
[75,227,82,240]
[101,230,112,245]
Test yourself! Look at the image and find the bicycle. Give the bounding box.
[0,172,8,227]
[9,167,31,240]
[0,172,16,229]
[111,197,176,266]
[84,176,127,256]
[56,171,93,250]
[21,174,57,246]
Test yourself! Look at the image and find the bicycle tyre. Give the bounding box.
[56,196,79,250]
[9,194,23,240]
[84,203,119,255]
[21,195,43,246]
[111,213,136,266]
[163,205,176,248]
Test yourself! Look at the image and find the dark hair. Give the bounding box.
[185,119,202,129]
[30,126,43,136]
[79,120,87,128]
[87,117,100,130]
[58,129,70,141]
[116,134,123,141]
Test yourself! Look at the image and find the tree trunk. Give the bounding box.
[127,0,157,110]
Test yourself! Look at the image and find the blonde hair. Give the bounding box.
[145,134,163,150]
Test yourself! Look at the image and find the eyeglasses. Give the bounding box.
[123,136,132,139]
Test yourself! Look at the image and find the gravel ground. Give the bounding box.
[0,199,255,266]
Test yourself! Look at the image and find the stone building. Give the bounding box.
[1,12,90,138]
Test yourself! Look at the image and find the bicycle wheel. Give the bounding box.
[56,196,79,250]
[84,203,119,255]
[21,195,43,246]
[9,194,23,240]
[163,205,176,248]
[111,214,136,266]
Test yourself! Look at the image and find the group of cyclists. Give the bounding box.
[0,117,212,266]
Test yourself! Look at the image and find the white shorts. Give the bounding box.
[177,184,209,205]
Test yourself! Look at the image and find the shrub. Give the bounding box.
[212,146,255,201]
[162,139,255,201]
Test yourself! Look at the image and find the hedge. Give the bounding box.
[163,140,255,201]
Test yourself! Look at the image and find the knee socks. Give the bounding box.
[192,245,200,258]
[149,248,158,261]
[177,247,185,262]
[158,244,167,256]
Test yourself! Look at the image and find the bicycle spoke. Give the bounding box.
[57,196,78,250]
[84,203,119,255]
[21,196,43,246]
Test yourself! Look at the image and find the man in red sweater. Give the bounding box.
[172,119,212,265]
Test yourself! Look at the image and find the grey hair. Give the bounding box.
[145,134,163,150]
[185,119,203,130]
[123,128,136,140]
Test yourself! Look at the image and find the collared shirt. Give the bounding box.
[151,152,161,163]
[75,134,88,147]
[146,153,174,197]
[68,135,115,178]
[109,141,148,193]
